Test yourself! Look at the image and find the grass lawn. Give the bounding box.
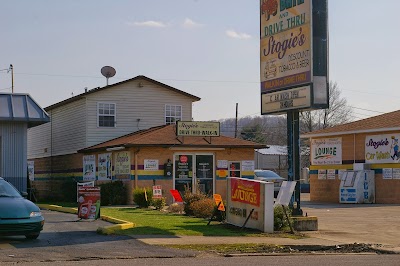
[100,207,299,238]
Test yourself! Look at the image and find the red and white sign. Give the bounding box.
[180,155,188,163]
[153,185,162,199]
[78,187,101,220]
[230,178,260,207]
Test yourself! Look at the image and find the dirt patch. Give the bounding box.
[223,243,396,256]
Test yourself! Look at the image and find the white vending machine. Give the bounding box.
[339,170,375,203]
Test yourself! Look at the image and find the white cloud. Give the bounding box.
[126,20,168,28]
[183,18,204,29]
[226,30,251,40]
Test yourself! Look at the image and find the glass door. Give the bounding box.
[174,153,214,196]
[174,154,193,195]
[195,155,214,196]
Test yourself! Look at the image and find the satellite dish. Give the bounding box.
[101,66,116,85]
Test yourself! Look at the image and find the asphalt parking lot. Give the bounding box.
[301,194,400,247]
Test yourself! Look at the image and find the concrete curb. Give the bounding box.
[37,204,135,235]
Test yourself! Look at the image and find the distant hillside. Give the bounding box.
[215,115,287,145]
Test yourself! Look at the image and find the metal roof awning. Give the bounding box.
[0,93,50,127]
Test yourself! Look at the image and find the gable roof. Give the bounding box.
[45,75,201,111]
[0,93,50,128]
[78,125,267,153]
[301,110,400,138]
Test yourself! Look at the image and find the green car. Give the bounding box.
[0,177,44,239]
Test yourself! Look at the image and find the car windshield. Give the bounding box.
[0,179,23,198]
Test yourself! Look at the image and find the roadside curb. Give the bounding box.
[37,204,135,235]
[98,215,135,235]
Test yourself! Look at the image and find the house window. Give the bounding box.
[165,105,182,125]
[98,102,116,127]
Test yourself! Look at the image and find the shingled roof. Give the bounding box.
[79,125,267,153]
[301,110,400,138]
[45,75,201,111]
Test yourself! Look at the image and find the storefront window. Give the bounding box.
[229,161,241,178]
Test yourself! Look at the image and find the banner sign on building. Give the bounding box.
[98,153,112,180]
[83,155,96,181]
[144,159,159,171]
[365,134,400,164]
[115,151,131,175]
[241,160,255,171]
[311,138,342,165]
[230,178,260,207]
[176,121,220,137]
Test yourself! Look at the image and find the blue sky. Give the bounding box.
[0,0,399,121]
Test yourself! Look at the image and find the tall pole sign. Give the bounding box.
[260,0,329,215]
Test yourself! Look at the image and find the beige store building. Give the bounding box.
[78,124,266,204]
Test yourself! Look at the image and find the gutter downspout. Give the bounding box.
[354,133,356,165]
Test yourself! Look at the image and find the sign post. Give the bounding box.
[260,0,329,215]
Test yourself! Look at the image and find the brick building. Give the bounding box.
[78,125,265,204]
[301,110,400,203]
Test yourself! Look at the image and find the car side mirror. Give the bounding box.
[21,191,28,198]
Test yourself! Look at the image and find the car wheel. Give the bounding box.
[25,233,40,239]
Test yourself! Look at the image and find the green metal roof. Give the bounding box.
[0,93,50,128]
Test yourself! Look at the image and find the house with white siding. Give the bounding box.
[27,75,200,200]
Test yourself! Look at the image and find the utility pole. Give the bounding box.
[234,103,238,138]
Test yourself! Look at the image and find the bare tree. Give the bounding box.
[300,82,353,133]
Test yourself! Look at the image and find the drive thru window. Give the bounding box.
[174,153,214,196]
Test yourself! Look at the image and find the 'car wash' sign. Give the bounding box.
[176,121,220,137]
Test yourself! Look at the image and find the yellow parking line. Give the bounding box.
[0,243,14,249]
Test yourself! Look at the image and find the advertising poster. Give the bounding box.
[311,138,342,165]
[78,187,101,220]
[115,151,131,175]
[175,155,192,179]
[27,161,35,181]
[327,169,336,180]
[260,0,312,92]
[196,155,213,179]
[230,178,260,207]
[241,160,255,171]
[383,168,393,179]
[365,134,400,164]
[393,168,400,179]
[217,160,228,169]
[318,169,327,180]
[83,155,96,181]
[144,159,159,171]
[98,153,112,180]
[229,162,241,178]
